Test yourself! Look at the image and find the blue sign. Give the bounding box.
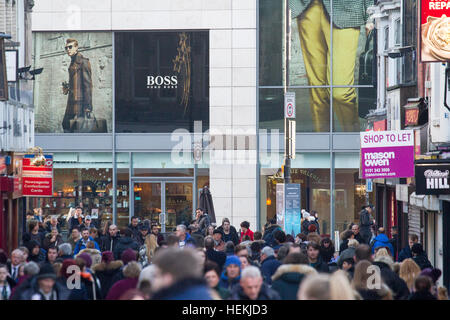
[284,184,301,237]
[366,179,373,193]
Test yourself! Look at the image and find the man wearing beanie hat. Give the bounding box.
[16,263,70,300]
[219,255,241,291]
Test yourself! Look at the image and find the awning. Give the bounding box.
[409,192,440,211]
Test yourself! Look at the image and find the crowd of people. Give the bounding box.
[0,205,447,300]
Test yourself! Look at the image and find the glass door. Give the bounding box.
[133,182,162,225]
[165,182,193,232]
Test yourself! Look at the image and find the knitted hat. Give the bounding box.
[101,251,114,264]
[421,268,442,284]
[36,263,56,280]
[224,255,241,268]
[121,248,137,265]
[77,252,92,268]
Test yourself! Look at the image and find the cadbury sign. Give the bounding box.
[360,130,415,179]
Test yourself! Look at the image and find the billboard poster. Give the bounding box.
[415,162,450,195]
[421,0,450,62]
[33,32,112,133]
[22,155,54,197]
[284,184,301,237]
[360,130,415,179]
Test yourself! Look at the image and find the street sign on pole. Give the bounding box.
[366,179,373,193]
[284,92,296,119]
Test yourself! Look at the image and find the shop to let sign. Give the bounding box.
[360,130,415,179]
[22,155,53,197]
[421,0,450,62]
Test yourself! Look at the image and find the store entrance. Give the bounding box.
[131,179,194,233]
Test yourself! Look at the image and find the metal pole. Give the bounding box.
[112,32,117,226]
[284,0,291,184]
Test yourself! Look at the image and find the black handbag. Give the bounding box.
[69,112,107,133]
[358,30,378,118]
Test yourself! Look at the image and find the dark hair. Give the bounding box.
[225,241,235,253]
[204,237,215,250]
[355,244,372,262]
[296,233,307,242]
[283,252,308,265]
[75,257,86,270]
[80,227,88,233]
[131,216,139,221]
[341,229,354,240]
[124,228,133,238]
[47,245,58,253]
[167,234,179,246]
[307,242,320,251]
[277,245,290,262]
[75,206,82,210]
[89,227,98,234]
[28,220,38,232]
[286,234,295,243]
[273,230,286,243]
[415,275,432,292]
[411,243,424,255]
[234,244,247,255]
[204,260,221,276]
[391,226,398,231]
[342,258,354,266]
[254,231,262,240]
[409,234,419,242]
[250,241,261,253]
[240,221,250,229]
[71,226,80,232]
[196,208,203,212]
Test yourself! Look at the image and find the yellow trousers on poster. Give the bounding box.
[297,0,361,132]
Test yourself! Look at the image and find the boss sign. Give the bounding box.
[360,131,415,179]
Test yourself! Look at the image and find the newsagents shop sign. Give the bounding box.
[415,162,450,195]
[360,130,415,179]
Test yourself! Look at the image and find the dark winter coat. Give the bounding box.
[92,260,124,298]
[127,224,140,241]
[100,234,120,253]
[357,289,385,300]
[151,278,213,300]
[206,248,227,271]
[262,224,283,247]
[310,257,329,273]
[372,261,409,300]
[217,225,240,245]
[42,233,64,251]
[398,246,412,262]
[319,246,335,264]
[260,256,281,285]
[408,290,437,300]
[359,209,373,243]
[229,282,281,300]
[13,276,71,300]
[271,264,317,300]
[219,271,241,291]
[413,254,433,270]
[197,214,211,234]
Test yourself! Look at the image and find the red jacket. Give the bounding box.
[239,229,254,242]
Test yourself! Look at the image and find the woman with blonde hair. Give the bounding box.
[399,258,421,293]
[297,270,355,300]
[352,260,393,300]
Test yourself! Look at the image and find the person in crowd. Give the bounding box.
[408,275,437,300]
[189,225,205,248]
[14,263,71,300]
[372,249,410,300]
[310,211,320,234]
[45,216,61,234]
[234,245,250,258]
[56,243,73,262]
[337,239,359,269]
[67,207,84,232]
[195,208,211,235]
[151,224,165,246]
[74,228,101,255]
[307,242,329,273]
[67,227,82,254]
[114,228,140,260]
[217,218,240,245]
[319,237,335,264]
[77,241,102,267]
[89,227,102,248]
[7,249,23,283]
[137,265,158,299]
[272,229,287,252]
[101,224,121,253]
[175,224,196,249]
[0,264,15,300]
[262,218,282,247]
[359,204,375,244]
[298,270,355,300]
[27,240,46,264]
[138,224,159,265]
[74,257,102,300]
[399,258,421,293]
[230,266,281,300]
[341,257,355,279]
[205,236,226,271]
[204,225,215,238]
[219,255,241,291]
[276,244,290,263]
[212,229,225,251]
[42,227,64,251]
[352,260,393,300]
[106,261,141,300]
[351,224,364,244]
[225,241,236,256]
[9,261,40,299]
[260,246,281,285]
[249,241,262,265]
[23,220,45,248]
[80,215,94,231]
[271,252,317,300]
[57,259,89,300]
[204,261,230,300]
[301,210,315,235]
[239,221,254,242]
[389,226,399,260]
[127,216,141,241]
[45,246,59,265]
[399,234,419,262]
[239,256,252,270]
[354,244,373,264]
[411,243,432,270]
[92,251,124,299]
[339,229,355,254]
[371,227,394,255]
[151,248,212,300]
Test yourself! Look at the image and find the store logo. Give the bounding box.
[424,169,450,190]
[147,75,178,89]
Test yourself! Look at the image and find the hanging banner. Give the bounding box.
[22,154,54,197]
[415,162,450,195]
[360,130,415,179]
[421,0,450,62]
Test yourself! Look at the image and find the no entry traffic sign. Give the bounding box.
[285,92,296,119]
